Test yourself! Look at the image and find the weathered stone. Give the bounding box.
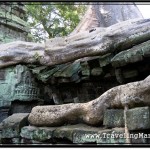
[0,133,1,144]
[130,131,148,144]
[11,138,20,144]
[126,107,150,131]
[99,53,114,67]
[0,64,42,108]
[91,67,103,76]
[31,62,80,84]
[21,138,45,144]
[103,109,124,128]
[123,69,138,79]
[21,126,56,142]
[111,40,150,68]
[0,3,29,44]
[1,113,29,138]
[53,62,81,78]
[0,107,9,122]
[73,125,104,144]
[54,124,92,142]
[73,127,125,144]
[115,69,124,83]
[108,128,126,144]
[80,61,90,76]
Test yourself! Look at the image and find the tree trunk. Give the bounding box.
[70,2,143,35]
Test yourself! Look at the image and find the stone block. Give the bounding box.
[123,69,138,79]
[72,125,103,144]
[0,107,9,122]
[99,53,113,67]
[1,113,29,138]
[91,68,103,76]
[73,126,125,144]
[111,42,145,67]
[0,130,1,144]
[103,109,124,128]
[130,131,148,144]
[126,107,150,130]
[21,126,56,142]
[107,128,125,144]
[80,61,90,76]
[115,69,124,83]
[54,124,96,143]
[12,138,20,144]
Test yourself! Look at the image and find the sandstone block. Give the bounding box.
[73,127,125,144]
[91,68,103,76]
[1,113,29,138]
[103,109,124,128]
[99,53,113,67]
[130,131,148,144]
[126,107,150,130]
[21,126,56,142]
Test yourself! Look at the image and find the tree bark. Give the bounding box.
[0,18,149,68]
[28,75,150,126]
[70,2,143,35]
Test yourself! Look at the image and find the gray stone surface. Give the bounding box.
[99,53,114,67]
[21,126,56,142]
[12,138,20,144]
[130,131,148,144]
[20,124,126,144]
[1,113,29,138]
[123,69,138,79]
[0,64,42,108]
[80,61,90,76]
[0,125,2,144]
[103,109,124,128]
[126,107,150,131]
[0,3,29,44]
[91,67,103,76]
[21,138,46,144]
[73,127,126,144]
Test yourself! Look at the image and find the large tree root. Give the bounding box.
[0,19,150,68]
[28,75,150,127]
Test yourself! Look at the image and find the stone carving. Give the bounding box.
[0,64,42,108]
[28,75,150,126]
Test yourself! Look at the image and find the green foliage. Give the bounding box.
[25,2,87,42]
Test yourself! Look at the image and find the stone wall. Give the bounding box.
[0,65,44,122]
[0,2,29,43]
[1,106,150,145]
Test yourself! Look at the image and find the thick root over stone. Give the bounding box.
[28,75,150,126]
